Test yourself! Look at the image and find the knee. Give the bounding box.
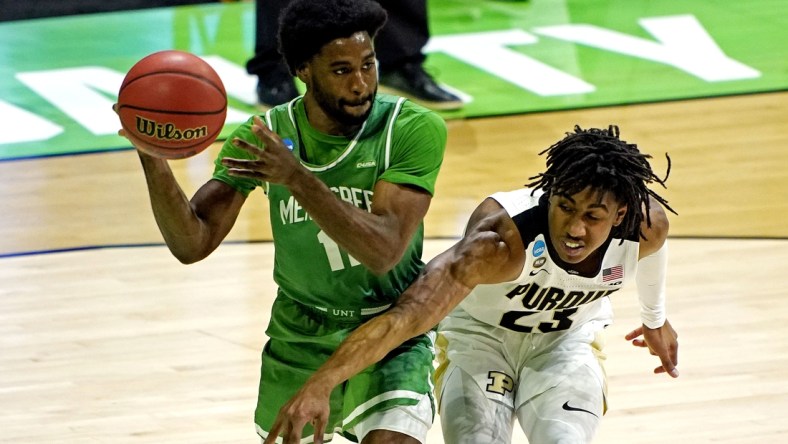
[361,429,420,444]
[527,417,598,444]
[440,396,513,444]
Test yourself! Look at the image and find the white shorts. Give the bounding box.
[257,394,433,444]
[352,393,433,444]
[435,307,608,443]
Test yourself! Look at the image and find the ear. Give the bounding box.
[613,205,627,227]
[295,64,310,85]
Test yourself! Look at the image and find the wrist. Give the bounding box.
[305,371,342,394]
[283,163,313,192]
[138,149,169,167]
[642,317,665,330]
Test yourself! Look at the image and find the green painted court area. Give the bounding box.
[0,0,786,160]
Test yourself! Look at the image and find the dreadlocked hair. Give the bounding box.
[526,125,676,240]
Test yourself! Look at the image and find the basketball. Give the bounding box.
[117,50,227,159]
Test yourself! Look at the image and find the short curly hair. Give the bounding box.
[526,125,676,240]
[278,0,388,75]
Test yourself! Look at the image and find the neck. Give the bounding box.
[302,94,361,137]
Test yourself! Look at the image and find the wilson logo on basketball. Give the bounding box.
[135,116,208,141]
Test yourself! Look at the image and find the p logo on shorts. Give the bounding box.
[486,371,514,396]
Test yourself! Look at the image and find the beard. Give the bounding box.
[312,81,376,128]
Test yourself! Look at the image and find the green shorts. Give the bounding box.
[255,295,436,442]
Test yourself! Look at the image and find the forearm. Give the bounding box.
[286,168,414,273]
[138,153,209,262]
[304,311,417,390]
[304,216,516,391]
[636,240,668,328]
[305,257,470,390]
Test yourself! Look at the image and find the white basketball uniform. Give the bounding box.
[435,188,640,444]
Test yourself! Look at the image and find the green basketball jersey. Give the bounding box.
[213,94,447,314]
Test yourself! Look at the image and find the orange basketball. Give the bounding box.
[117,50,227,159]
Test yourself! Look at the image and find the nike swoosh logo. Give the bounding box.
[562,401,599,418]
[529,269,549,276]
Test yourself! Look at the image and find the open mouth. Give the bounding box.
[561,239,585,259]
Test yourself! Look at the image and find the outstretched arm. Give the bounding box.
[263,198,526,444]
[627,200,679,378]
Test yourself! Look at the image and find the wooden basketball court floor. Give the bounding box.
[2,91,787,443]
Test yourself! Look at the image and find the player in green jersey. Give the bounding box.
[117,0,446,443]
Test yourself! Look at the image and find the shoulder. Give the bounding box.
[638,197,670,258]
[489,188,543,216]
[254,98,299,135]
[385,95,447,135]
[380,96,447,164]
[220,116,256,158]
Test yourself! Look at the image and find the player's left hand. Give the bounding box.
[223,115,303,186]
[625,319,679,378]
[264,380,332,444]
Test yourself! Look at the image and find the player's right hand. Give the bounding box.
[222,115,303,186]
[264,381,332,444]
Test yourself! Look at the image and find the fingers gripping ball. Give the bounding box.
[117,50,227,159]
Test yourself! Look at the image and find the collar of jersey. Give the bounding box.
[287,98,369,172]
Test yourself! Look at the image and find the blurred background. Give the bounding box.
[1,1,786,443]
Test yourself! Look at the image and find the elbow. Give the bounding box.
[367,249,410,276]
[172,251,202,265]
[648,198,671,234]
[648,208,670,245]
[366,257,399,276]
[169,244,210,265]
[175,254,201,265]
[163,226,216,265]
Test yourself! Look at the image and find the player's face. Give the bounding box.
[302,31,378,129]
[547,188,627,266]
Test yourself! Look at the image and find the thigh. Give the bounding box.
[256,298,349,442]
[362,430,420,444]
[513,322,608,409]
[254,341,347,442]
[516,361,606,444]
[355,395,433,444]
[436,310,516,409]
[344,333,436,442]
[438,364,515,444]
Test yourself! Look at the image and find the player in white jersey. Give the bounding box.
[430,125,679,443]
[258,125,678,444]
[435,187,642,444]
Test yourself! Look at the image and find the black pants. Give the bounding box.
[245,0,428,78]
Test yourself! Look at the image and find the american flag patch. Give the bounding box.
[602,265,624,282]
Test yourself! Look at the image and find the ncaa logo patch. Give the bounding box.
[532,240,545,257]
[282,138,295,152]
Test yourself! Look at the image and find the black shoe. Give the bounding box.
[379,63,464,111]
[256,72,299,110]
